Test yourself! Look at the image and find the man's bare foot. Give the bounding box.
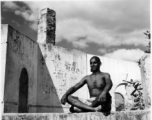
[69,106,75,113]
[70,106,83,113]
[94,106,102,112]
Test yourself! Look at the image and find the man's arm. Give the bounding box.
[101,73,113,94]
[61,76,87,104]
[98,73,113,102]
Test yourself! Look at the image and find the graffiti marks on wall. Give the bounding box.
[55,54,61,61]
[48,51,83,99]
[65,61,80,74]
[65,61,71,72]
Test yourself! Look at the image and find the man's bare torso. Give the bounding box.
[85,72,108,98]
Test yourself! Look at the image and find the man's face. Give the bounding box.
[90,58,100,72]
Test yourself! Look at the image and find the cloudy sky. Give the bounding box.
[1,0,150,62]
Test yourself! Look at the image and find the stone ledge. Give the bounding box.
[2,110,151,120]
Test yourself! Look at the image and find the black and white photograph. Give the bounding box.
[1,0,151,120]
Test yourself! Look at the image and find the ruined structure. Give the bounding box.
[1,8,151,120]
[140,54,151,109]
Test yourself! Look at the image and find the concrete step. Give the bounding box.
[2,110,150,120]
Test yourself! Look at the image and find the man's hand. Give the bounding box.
[61,94,68,105]
[91,93,107,107]
[97,93,107,103]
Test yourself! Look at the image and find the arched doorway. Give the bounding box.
[114,83,127,111]
[18,68,28,113]
[115,92,125,111]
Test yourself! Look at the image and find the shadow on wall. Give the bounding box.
[33,45,64,113]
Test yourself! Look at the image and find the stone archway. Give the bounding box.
[18,68,29,113]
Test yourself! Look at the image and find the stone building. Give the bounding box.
[1,8,150,119]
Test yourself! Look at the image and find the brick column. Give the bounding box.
[37,8,56,45]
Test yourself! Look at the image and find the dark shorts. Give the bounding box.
[100,93,112,112]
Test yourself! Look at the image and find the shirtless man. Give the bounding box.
[61,56,113,115]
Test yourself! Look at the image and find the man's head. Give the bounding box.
[90,56,101,72]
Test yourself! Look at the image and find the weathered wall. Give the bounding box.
[87,54,141,111]
[1,24,88,113]
[36,44,88,113]
[1,25,8,112]
[2,110,151,120]
[140,54,151,108]
[1,24,145,113]
[1,25,38,113]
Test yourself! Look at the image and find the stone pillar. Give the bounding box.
[140,54,151,109]
[37,8,56,45]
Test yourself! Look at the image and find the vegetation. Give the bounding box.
[144,31,151,53]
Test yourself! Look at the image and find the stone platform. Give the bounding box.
[2,110,151,120]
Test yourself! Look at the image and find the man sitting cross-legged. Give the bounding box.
[61,56,113,116]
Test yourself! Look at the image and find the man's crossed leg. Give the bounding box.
[67,95,111,116]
